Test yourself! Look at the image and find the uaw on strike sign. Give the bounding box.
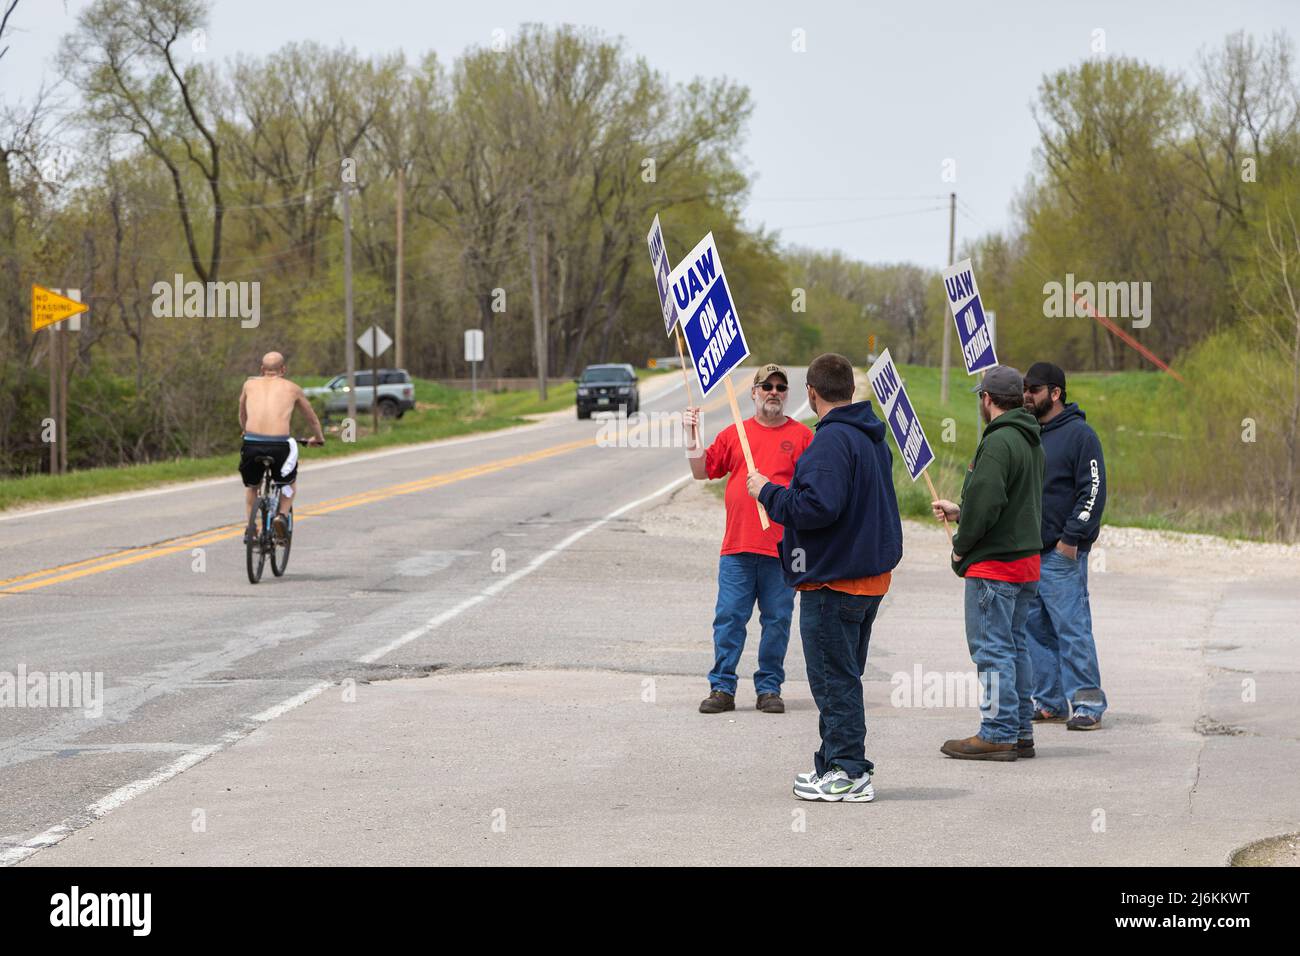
[667,232,750,397]
[867,348,935,481]
[943,258,997,375]
[647,215,677,337]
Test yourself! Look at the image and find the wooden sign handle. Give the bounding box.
[724,375,770,530]
[674,327,699,446]
[923,470,952,543]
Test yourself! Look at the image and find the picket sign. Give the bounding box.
[942,258,998,376]
[867,348,950,542]
[664,231,768,530]
[646,215,696,409]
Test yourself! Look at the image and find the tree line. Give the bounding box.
[1,1,1297,536]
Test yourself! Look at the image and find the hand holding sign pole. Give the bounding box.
[721,372,768,529]
[922,472,951,543]
[667,232,769,530]
[867,348,950,543]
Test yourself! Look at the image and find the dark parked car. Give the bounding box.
[575,363,639,418]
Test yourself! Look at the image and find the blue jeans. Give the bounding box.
[963,576,1037,744]
[709,553,795,696]
[799,588,884,778]
[1026,549,1107,719]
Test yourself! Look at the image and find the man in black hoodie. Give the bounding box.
[1022,362,1108,731]
[746,353,903,802]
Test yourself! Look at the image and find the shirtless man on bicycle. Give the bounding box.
[238,351,325,543]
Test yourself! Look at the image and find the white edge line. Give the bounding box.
[1,476,690,866]
[1,681,334,866]
[357,473,690,663]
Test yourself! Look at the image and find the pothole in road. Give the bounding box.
[1231,832,1300,866]
[1194,715,1248,736]
[357,663,447,683]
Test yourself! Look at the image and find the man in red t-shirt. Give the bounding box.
[682,364,813,715]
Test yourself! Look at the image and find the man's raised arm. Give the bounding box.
[295,386,326,445]
[683,406,708,480]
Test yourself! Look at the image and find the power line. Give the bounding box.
[777,204,948,231]
[753,193,949,203]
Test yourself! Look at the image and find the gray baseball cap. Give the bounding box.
[970,365,1024,395]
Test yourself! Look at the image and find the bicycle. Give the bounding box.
[245,437,322,584]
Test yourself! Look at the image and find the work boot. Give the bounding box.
[940,735,1018,761]
[1017,738,1036,758]
[698,690,735,714]
[756,693,785,714]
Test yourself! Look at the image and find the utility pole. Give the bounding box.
[940,191,956,405]
[48,323,58,475]
[58,314,68,473]
[394,166,405,371]
[371,328,380,438]
[540,228,549,386]
[343,183,357,424]
[54,288,82,475]
[525,189,548,401]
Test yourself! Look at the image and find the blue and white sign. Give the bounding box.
[647,215,678,337]
[867,348,935,481]
[943,258,998,375]
[668,232,750,397]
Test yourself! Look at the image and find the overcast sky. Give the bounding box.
[3,0,1293,267]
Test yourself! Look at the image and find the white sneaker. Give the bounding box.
[793,767,875,802]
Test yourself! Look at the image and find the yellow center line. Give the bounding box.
[2,393,731,597]
[0,528,224,588]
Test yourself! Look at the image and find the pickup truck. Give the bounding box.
[303,369,416,419]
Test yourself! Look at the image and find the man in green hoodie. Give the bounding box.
[931,365,1045,761]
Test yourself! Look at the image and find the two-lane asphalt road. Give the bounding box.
[0,366,809,863]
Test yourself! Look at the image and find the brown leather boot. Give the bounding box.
[755,693,785,714]
[1017,738,1035,758]
[699,690,735,714]
[940,735,1018,761]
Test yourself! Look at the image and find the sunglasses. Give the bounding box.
[757,382,788,393]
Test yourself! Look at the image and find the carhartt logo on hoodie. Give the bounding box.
[1079,459,1101,521]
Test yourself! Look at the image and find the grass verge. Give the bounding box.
[0,372,664,512]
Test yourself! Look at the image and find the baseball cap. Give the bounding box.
[752,363,789,385]
[970,365,1024,395]
[1024,361,1066,391]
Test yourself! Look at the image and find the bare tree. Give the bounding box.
[1235,197,1300,536]
[62,0,224,282]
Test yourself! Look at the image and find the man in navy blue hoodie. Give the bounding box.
[1022,362,1108,731]
[746,353,903,802]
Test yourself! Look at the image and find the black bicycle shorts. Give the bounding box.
[239,439,298,488]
